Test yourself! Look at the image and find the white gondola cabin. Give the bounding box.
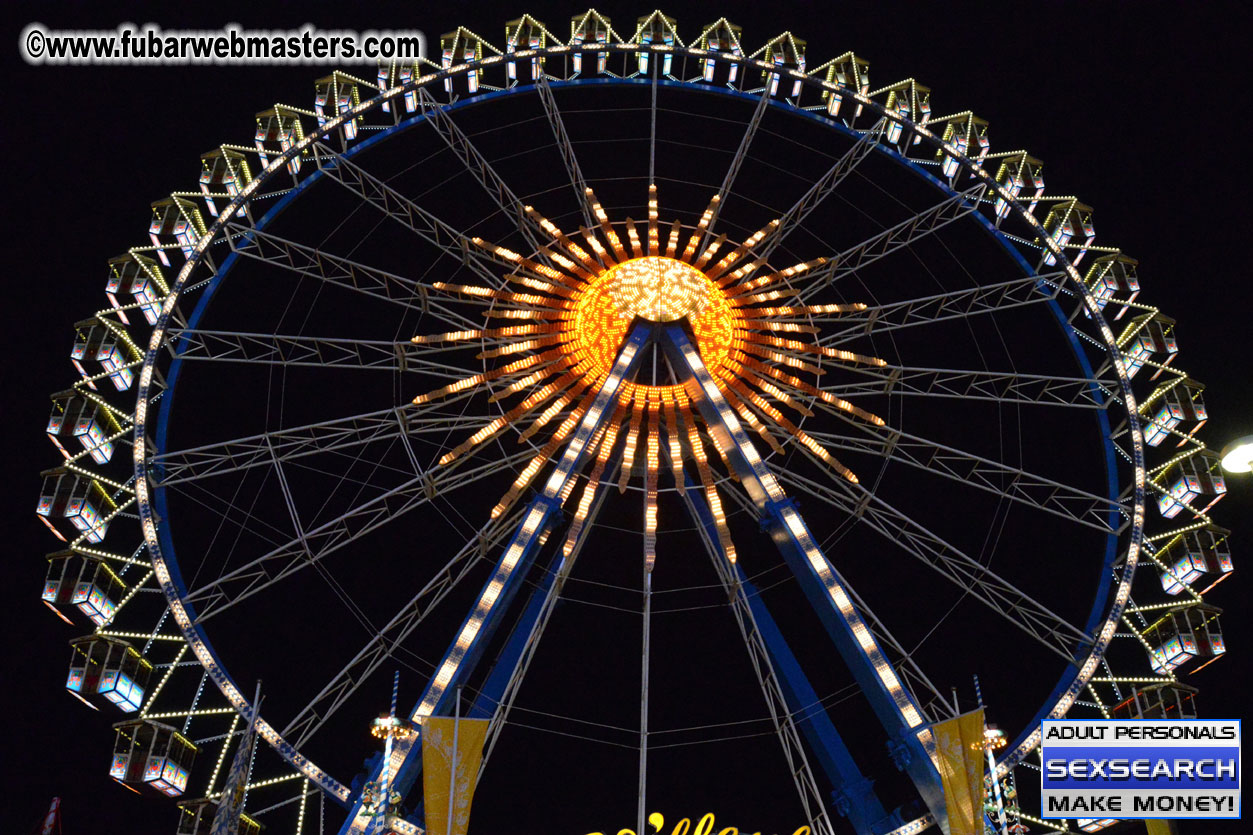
[255,105,311,177]
[1143,603,1225,674]
[1155,524,1232,595]
[176,798,262,835]
[47,391,121,464]
[1084,254,1139,319]
[1112,682,1199,721]
[199,148,254,217]
[635,13,678,76]
[67,636,151,713]
[43,552,125,626]
[37,468,115,544]
[571,11,612,76]
[106,252,169,326]
[505,17,547,81]
[439,30,483,94]
[1142,378,1207,447]
[1118,312,1178,379]
[1156,450,1227,518]
[758,33,806,98]
[697,20,743,84]
[315,72,365,141]
[149,197,208,265]
[72,319,139,391]
[110,720,197,797]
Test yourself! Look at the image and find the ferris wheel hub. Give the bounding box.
[605,256,711,323]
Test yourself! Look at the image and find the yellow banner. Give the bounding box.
[1145,820,1175,835]
[422,717,490,835]
[933,707,985,835]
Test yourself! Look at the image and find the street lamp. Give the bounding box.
[1220,435,1253,474]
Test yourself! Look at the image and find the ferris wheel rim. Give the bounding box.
[120,41,1150,808]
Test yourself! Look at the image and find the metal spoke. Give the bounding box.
[283,509,523,748]
[775,468,1093,663]
[477,466,618,783]
[756,119,885,261]
[153,403,485,487]
[679,483,836,835]
[705,86,772,237]
[414,86,548,254]
[166,329,484,375]
[795,183,987,302]
[534,75,596,228]
[223,222,483,332]
[817,364,1110,409]
[184,447,535,622]
[815,272,1070,346]
[312,141,506,287]
[802,412,1128,532]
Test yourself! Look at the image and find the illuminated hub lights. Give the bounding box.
[606,256,711,322]
[413,186,885,519]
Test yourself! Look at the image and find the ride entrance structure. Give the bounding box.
[35,10,1233,835]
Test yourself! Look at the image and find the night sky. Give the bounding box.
[4,2,1250,835]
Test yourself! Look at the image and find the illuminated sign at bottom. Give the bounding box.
[585,811,811,835]
[1042,720,1241,820]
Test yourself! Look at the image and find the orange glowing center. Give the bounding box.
[606,256,710,322]
[570,256,738,384]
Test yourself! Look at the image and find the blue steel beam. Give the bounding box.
[660,324,947,828]
[338,324,650,835]
[681,476,904,834]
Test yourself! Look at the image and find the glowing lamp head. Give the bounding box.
[1220,435,1253,474]
[606,256,710,322]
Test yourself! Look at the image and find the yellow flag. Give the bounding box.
[1144,820,1175,835]
[933,707,985,835]
[422,717,490,835]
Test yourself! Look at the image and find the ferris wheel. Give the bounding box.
[37,10,1235,835]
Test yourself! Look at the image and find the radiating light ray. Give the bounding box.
[536,246,592,282]
[505,272,577,297]
[485,308,565,321]
[647,185,660,255]
[744,333,887,367]
[411,184,889,563]
[625,218,644,258]
[724,257,828,294]
[580,226,614,266]
[488,358,569,402]
[491,398,592,519]
[478,335,566,360]
[707,220,778,281]
[662,394,685,488]
[682,194,721,262]
[438,374,576,466]
[563,399,629,556]
[586,188,627,260]
[683,413,738,563]
[432,282,559,308]
[519,378,594,442]
[738,341,826,375]
[738,320,818,334]
[733,287,798,305]
[665,220,681,258]
[643,396,660,572]
[729,378,857,482]
[411,325,548,345]
[720,380,786,454]
[619,391,647,493]
[693,233,727,269]
[738,302,868,318]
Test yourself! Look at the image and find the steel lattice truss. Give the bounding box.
[35,10,1234,835]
